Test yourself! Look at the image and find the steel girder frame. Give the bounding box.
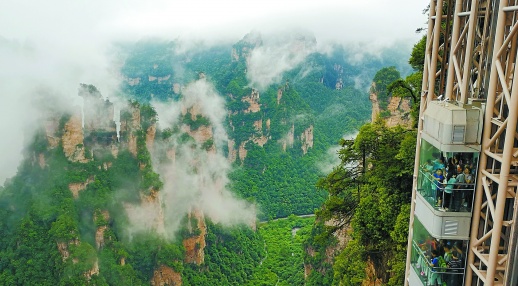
[403,0,516,285]
[404,0,452,285]
[467,0,518,285]
[444,0,493,104]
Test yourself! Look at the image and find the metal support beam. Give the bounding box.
[406,0,518,285]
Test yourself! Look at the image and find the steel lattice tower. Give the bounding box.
[405,0,518,285]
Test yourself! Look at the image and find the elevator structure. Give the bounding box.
[405,0,518,285]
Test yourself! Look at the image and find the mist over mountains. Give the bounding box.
[0,29,414,226]
[0,30,412,184]
[0,19,423,284]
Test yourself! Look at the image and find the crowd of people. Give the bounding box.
[420,153,477,212]
[414,237,466,286]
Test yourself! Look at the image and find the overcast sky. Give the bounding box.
[0,0,428,45]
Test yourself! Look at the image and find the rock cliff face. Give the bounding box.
[242,89,261,113]
[95,226,107,249]
[59,85,121,163]
[384,96,412,128]
[62,113,88,163]
[277,88,283,104]
[146,124,156,151]
[239,141,248,161]
[151,265,182,286]
[68,176,95,199]
[84,259,100,280]
[370,89,412,128]
[42,83,221,283]
[184,125,212,143]
[370,87,381,122]
[301,125,314,155]
[57,238,98,280]
[94,210,110,250]
[253,119,262,131]
[182,210,207,265]
[280,124,295,152]
[253,135,268,147]
[227,139,237,162]
[54,85,158,279]
[120,104,141,157]
[173,83,181,94]
[334,64,344,90]
[125,77,141,86]
[364,258,384,286]
[229,88,281,161]
[57,240,76,261]
[38,153,46,169]
[149,74,171,83]
[228,109,314,161]
[182,104,201,119]
[227,40,317,162]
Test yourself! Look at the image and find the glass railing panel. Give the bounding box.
[417,138,480,213]
[411,240,466,286]
[417,169,475,213]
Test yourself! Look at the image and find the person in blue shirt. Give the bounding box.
[433,169,445,207]
[428,250,443,286]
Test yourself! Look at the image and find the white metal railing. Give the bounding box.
[417,168,475,212]
[411,240,466,286]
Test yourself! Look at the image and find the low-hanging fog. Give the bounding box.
[124,79,256,237]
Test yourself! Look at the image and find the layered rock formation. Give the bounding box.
[370,87,412,128]
[182,210,207,265]
[242,89,261,113]
[120,103,141,157]
[94,210,110,250]
[49,85,180,282]
[62,113,88,163]
[151,265,182,286]
[301,125,314,155]
[226,83,314,162]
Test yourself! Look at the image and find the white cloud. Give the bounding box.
[0,40,85,183]
[125,79,256,238]
[246,31,316,91]
[316,132,358,174]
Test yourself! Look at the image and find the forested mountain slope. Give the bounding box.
[0,32,414,285]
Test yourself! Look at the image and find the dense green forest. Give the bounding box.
[0,32,418,285]
[247,215,314,286]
